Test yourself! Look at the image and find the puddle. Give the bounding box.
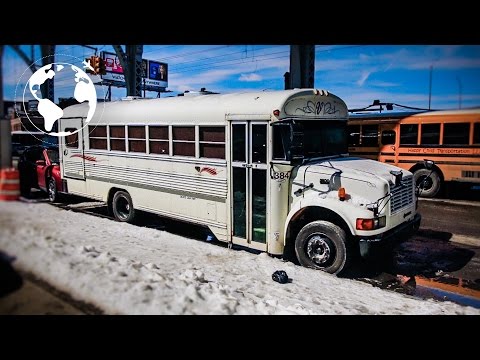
[358,273,480,309]
[413,276,480,308]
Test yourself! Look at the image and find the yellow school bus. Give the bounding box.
[348,109,480,197]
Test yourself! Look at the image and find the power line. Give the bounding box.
[171,45,367,74]
[172,49,290,73]
[170,53,291,75]
[171,45,286,67]
[150,45,231,61]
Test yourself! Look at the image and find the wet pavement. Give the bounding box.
[0,258,102,315]
[0,278,84,315]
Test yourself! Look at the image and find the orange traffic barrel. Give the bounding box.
[0,168,20,201]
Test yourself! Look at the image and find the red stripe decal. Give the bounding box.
[70,154,97,162]
[198,167,218,175]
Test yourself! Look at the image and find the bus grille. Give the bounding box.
[390,175,414,215]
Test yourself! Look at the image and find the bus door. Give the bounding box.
[230,121,268,251]
[59,118,86,180]
[378,124,398,165]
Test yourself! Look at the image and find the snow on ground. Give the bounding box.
[0,201,478,315]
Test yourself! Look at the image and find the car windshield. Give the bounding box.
[46,149,59,164]
[273,120,348,161]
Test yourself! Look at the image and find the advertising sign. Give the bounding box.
[100,52,168,91]
[104,52,124,74]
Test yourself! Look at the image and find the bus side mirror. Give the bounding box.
[424,159,434,170]
[390,170,403,187]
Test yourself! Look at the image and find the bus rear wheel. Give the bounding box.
[112,190,136,223]
[294,220,350,275]
[414,168,441,198]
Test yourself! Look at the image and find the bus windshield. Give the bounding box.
[273,120,348,161]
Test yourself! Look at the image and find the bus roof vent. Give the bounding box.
[180,88,219,97]
[121,96,143,101]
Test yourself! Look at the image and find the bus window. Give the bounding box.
[65,128,78,148]
[400,124,418,145]
[89,126,107,150]
[272,124,291,160]
[381,130,396,145]
[128,126,146,153]
[110,126,126,151]
[348,125,360,146]
[252,124,267,163]
[173,126,195,157]
[443,123,469,145]
[421,123,440,145]
[474,123,480,144]
[199,127,225,159]
[361,125,378,146]
[149,126,169,155]
[232,124,246,162]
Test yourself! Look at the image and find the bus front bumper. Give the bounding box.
[358,213,421,258]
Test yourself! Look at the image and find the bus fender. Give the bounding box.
[283,195,365,247]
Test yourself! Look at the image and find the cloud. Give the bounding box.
[238,73,262,82]
[357,70,371,86]
[369,80,400,88]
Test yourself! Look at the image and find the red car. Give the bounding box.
[18,145,63,202]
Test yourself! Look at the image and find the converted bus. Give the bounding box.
[348,109,480,197]
[58,89,420,275]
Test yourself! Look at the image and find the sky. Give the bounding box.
[3,45,480,111]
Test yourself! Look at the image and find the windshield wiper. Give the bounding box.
[301,153,346,165]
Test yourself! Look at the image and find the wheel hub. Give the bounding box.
[306,234,332,265]
[117,197,130,219]
[417,176,433,190]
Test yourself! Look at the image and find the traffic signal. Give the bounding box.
[86,56,106,75]
[85,57,95,74]
[92,56,100,74]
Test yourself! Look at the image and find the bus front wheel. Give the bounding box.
[414,168,441,198]
[294,220,350,275]
[112,190,136,223]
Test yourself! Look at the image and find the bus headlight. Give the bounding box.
[356,216,386,230]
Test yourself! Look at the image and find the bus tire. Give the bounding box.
[295,220,350,275]
[112,190,136,223]
[414,168,441,198]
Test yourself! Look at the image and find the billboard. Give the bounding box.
[104,52,124,74]
[100,51,168,90]
[149,61,168,82]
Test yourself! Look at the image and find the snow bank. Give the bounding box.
[0,201,478,314]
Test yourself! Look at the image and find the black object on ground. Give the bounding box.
[272,270,289,284]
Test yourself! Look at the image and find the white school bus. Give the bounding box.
[58,89,421,275]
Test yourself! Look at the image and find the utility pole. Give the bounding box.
[40,45,55,101]
[428,65,433,110]
[0,45,12,168]
[113,45,144,97]
[287,45,315,89]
